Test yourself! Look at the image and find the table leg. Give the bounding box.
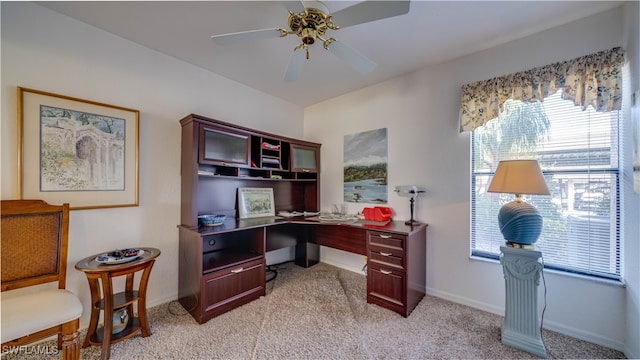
[83,277,101,348]
[100,273,113,360]
[137,260,155,337]
[125,273,135,324]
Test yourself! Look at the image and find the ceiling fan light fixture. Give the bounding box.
[301,28,317,45]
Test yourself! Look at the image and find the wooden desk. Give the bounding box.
[75,247,160,360]
[178,218,426,323]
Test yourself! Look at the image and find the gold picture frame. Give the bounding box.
[18,87,139,210]
[237,187,275,219]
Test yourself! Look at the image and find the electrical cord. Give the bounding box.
[539,253,557,359]
[266,260,295,283]
[266,265,278,283]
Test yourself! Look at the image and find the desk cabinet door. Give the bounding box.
[367,263,406,313]
[290,143,319,173]
[199,125,250,166]
[202,258,265,317]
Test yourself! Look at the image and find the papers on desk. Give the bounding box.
[277,211,320,218]
[316,214,358,223]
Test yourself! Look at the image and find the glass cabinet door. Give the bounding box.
[199,125,250,166]
[290,144,319,172]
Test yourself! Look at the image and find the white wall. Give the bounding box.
[305,5,637,354]
[1,2,303,328]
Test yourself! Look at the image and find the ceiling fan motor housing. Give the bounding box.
[289,6,330,45]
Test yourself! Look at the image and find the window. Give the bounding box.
[471,91,623,281]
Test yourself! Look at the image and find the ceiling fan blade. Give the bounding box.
[326,40,376,74]
[281,1,306,14]
[211,28,284,45]
[283,47,306,82]
[330,0,410,29]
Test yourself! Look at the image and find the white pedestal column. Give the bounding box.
[500,245,547,358]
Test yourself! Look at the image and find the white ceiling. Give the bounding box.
[38,1,623,107]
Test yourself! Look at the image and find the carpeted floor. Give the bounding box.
[1,262,626,359]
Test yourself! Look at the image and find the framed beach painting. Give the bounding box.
[237,187,275,219]
[18,87,139,210]
[343,128,388,203]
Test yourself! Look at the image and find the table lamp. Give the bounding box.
[487,160,549,245]
[394,185,425,226]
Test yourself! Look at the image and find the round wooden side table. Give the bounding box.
[75,247,160,360]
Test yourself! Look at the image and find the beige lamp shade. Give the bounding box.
[487,159,549,245]
[487,160,549,196]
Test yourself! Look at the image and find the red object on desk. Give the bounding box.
[362,206,393,222]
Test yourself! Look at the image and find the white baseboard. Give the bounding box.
[265,246,295,265]
[624,346,639,360]
[320,258,366,275]
[541,319,625,353]
[147,292,179,309]
[319,246,367,275]
[426,286,504,316]
[426,286,626,353]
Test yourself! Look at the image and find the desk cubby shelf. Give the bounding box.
[181,114,320,228]
[199,165,316,181]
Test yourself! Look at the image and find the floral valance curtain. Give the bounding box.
[459,47,625,132]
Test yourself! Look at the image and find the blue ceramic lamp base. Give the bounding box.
[498,200,543,245]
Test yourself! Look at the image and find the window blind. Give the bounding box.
[471,91,623,280]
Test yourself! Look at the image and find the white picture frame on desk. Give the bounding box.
[237,187,275,219]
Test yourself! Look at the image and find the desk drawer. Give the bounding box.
[368,244,404,270]
[367,231,405,251]
[202,258,265,317]
[367,263,405,309]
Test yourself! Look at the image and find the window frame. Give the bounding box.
[469,97,623,282]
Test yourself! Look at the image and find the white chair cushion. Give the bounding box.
[1,289,83,343]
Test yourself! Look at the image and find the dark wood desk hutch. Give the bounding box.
[178,114,426,324]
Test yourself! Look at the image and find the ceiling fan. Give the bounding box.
[210,1,410,82]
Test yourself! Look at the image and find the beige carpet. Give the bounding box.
[1,262,625,359]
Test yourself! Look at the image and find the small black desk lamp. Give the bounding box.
[394,185,425,225]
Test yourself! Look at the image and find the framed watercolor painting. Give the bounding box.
[18,87,139,210]
[343,128,388,204]
[237,187,275,219]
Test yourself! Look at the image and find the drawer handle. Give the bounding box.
[380,269,393,275]
[231,268,244,273]
[379,252,392,257]
[379,234,392,239]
